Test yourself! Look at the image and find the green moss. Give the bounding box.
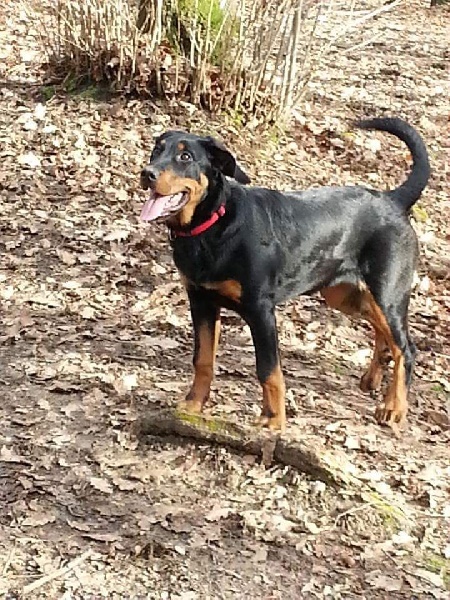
[41,85,56,101]
[42,80,109,102]
[412,204,429,222]
[431,383,445,395]
[224,107,246,129]
[178,0,225,34]
[363,491,407,529]
[267,129,281,146]
[62,77,112,101]
[169,0,238,66]
[175,409,242,436]
[423,553,450,588]
[334,364,344,376]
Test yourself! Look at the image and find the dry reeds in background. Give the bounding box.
[20,0,404,127]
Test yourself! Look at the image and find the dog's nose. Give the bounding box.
[141,166,159,188]
[141,166,158,181]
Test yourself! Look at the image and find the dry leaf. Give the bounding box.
[205,505,231,522]
[90,477,114,494]
[34,103,46,120]
[22,513,56,527]
[81,305,96,319]
[414,569,445,588]
[19,310,34,327]
[145,336,180,350]
[344,435,361,450]
[18,152,41,168]
[114,373,138,395]
[57,249,77,266]
[1,445,24,462]
[104,229,130,242]
[366,570,403,592]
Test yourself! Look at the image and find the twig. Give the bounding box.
[341,31,384,55]
[2,546,16,577]
[300,406,354,420]
[118,353,151,361]
[22,550,92,596]
[334,501,377,527]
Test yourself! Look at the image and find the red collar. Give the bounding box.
[169,204,226,238]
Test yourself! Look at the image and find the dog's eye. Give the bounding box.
[179,151,192,162]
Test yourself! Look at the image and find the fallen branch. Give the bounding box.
[22,550,92,596]
[138,409,362,488]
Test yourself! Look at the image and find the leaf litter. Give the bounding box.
[0,0,449,598]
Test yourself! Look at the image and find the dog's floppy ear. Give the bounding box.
[202,136,251,184]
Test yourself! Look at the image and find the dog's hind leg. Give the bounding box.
[320,283,389,394]
[359,327,390,393]
[369,307,415,428]
[362,274,416,429]
[320,277,415,429]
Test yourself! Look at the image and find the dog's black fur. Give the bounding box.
[140,118,430,432]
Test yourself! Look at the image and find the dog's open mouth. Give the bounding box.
[140,190,189,222]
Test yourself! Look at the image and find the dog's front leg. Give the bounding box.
[178,288,221,414]
[244,303,286,432]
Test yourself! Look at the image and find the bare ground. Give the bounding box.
[0,1,449,598]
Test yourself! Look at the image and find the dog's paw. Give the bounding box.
[177,398,204,414]
[254,414,286,433]
[360,368,383,393]
[375,399,407,433]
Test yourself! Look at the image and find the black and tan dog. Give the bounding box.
[140,118,430,432]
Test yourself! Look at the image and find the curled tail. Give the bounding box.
[354,117,430,211]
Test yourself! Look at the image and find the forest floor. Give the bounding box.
[0,0,449,598]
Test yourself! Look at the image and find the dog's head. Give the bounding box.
[140,131,250,225]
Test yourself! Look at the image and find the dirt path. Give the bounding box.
[0,1,449,598]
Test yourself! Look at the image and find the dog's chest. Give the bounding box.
[174,245,242,303]
[173,234,246,304]
[172,236,228,278]
[179,272,242,303]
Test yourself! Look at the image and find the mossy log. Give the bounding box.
[138,409,361,488]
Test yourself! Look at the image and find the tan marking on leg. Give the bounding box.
[256,364,286,432]
[363,294,408,428]
[374,347,408,429]
[320,282,365,316]
[321,281,408,428]
[201,280,242,303]
[179,318,221,414]
[360,328,389,392]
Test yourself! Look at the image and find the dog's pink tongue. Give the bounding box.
[140,193,170,222]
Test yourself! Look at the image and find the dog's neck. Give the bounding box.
[168,173,231,236]
[169,204,226,238]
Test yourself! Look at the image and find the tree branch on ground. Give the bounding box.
[138,408,362,488]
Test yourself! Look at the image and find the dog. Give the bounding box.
[139,118,430,432]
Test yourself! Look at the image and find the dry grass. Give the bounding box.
[22,0,405,125]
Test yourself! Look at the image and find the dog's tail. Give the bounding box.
[354,117,430,211]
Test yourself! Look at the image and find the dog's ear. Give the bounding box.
[202,136,251,184]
